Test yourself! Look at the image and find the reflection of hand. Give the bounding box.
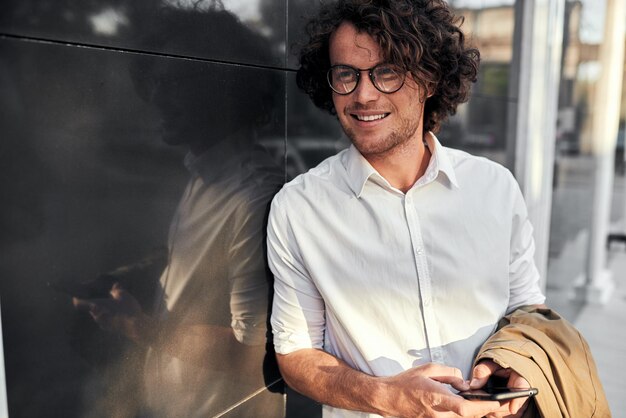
[470,360,531,418]
[73,283,154,345]
[379,363,508,417]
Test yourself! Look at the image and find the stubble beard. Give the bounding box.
[342,114,420,159]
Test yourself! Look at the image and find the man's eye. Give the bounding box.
[337,70,355,80]
[376,67,398,78]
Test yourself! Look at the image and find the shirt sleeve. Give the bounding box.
[507,175,546,313]
[267,196,326,355]
[227,194,273,346]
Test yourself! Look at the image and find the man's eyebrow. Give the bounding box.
[329,61,385,69]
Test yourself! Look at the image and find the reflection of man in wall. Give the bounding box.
[73,7,283,417]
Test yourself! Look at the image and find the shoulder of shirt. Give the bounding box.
[443,145,516,185]
[272,149,349,206]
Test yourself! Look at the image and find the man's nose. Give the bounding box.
[352,73,380,103]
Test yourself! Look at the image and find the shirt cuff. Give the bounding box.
[272,327,320,355]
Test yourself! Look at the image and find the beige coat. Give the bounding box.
[475,306,611,417]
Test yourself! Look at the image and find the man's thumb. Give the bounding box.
[469,362,493,389]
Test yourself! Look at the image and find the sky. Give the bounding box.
[448,0,514,7]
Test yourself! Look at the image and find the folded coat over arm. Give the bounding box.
[475,306,610,418]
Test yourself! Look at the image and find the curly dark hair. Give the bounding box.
[296,0,480,133]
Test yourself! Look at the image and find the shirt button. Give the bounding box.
[416,247,423,255]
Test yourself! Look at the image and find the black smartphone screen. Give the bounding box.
[459,387,538,401]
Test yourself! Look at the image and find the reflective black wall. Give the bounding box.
[0,0,339,416]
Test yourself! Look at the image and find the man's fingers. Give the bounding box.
[431,374,470,391]
[444,397,508,417]
[110,282,124,299]
[416,363,470,390]
[486,397,529,418]
[433,390,506,416]
[474,360,500,376]
[72,297,113,327]
[418,363,463,379]
[470,360,500,389]
[409,363,470,391]
[72,297,94,312]
[508,396,528,413]
[508,372,530,389]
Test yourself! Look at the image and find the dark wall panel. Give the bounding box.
[287,0,323,69]
[0,31,285,416]
[285,72,345,180]
[0,1,287,67]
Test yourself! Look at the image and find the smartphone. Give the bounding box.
[459,387,538,401]
[48,246,168,299]
[48,278,115,299]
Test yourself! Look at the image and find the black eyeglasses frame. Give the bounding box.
[326,63,406,95]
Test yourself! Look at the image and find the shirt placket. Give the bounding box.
[403,192,445,364]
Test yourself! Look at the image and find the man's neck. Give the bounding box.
[364,132,432,193]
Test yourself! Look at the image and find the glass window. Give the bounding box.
[446,0,518,167]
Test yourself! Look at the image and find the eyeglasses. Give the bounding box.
[327,63,406,95]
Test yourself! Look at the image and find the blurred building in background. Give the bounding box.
[450,0,625,305]
[0,0,624,417]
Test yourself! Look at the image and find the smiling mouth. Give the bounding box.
[351,113,390,122]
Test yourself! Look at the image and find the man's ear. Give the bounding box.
[420,86,434,104]
[426,83,435,98]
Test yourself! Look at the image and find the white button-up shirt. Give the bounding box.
[268,135,545,418]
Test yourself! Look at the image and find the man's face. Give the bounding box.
[329,22,427,158]
[146,62,233,149]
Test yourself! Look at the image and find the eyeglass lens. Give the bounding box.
[327,64,404,94]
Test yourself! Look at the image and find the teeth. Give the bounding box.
[356,114,387,121]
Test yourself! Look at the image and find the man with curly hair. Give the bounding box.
[267,1,547,416]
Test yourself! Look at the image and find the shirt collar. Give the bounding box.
[424,132,459,189]
[184,133,251,182]
[342,132,459,198]
[342,145,381,198]
[184,139,229,174]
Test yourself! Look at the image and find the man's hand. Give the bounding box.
[379,363,510,418]
[73,284,263,371]
[73,283,154,345]
[277,349,511,418]
[470,360,532,418]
